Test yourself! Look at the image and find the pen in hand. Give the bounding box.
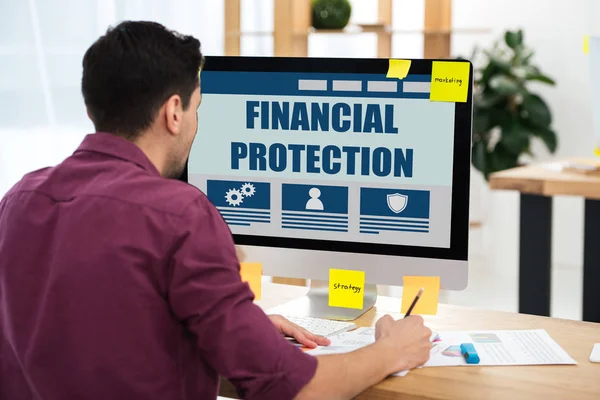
[404,287,424,318]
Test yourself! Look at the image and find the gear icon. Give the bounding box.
[225,189,244,206]
[240,183,256,197]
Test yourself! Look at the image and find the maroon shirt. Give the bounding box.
[0,133,317,400]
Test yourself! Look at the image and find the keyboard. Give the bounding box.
[283,315,357,337]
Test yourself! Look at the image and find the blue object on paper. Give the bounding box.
[460,343,480,364]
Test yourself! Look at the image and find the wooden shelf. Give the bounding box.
[469,220,483,229]
[225,27,490,38]
[225,0,487,58]
[225,31,273,37]
[309,26,489,35]
[309,25,390,35]
[402,28,490,35]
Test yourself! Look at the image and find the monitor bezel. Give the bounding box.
[183,56,472,262]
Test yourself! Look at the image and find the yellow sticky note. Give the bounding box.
[401,276,441,315]
[240,262,262,300]
[328,269,365,309]
[595,147,600,157]
[429,61,470,103]
[387,59,411,80]
[584,35,590,54]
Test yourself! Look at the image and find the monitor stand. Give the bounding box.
[268,280,377,321]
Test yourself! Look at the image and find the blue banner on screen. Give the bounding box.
[359,188,430,235]
[188,67,456,248]
[207,180,271,227]
[282,184,349,233]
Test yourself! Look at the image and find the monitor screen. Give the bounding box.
[187,57,471,263]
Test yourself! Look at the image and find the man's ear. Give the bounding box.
[165,94,183,136]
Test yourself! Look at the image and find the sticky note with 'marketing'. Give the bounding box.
[429,61,470,103]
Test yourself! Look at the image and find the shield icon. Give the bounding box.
[387,193,408,214]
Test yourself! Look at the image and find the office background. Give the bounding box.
[1,0,598,320]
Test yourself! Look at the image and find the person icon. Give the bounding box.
[305,187,324,211]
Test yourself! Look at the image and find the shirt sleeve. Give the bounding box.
[168,196,317,400]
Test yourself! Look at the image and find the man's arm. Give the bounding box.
[299,341,396,400]
[168,197,319,399]
[296,315,432,400]
[169,197,431,400]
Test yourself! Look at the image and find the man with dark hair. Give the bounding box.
[0,21,432,400]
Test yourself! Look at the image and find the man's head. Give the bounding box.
[82,21,204,178]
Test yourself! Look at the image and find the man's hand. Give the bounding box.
[268,314,331,349]
[375,315,432,373]
[295,315,432,399]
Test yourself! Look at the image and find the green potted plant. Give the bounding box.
[470,29,557,180]
[311,0,352,30]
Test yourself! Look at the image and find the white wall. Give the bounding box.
[453,0,595,274]
[0,0,226,195]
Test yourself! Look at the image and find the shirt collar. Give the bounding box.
[74,132,161,176]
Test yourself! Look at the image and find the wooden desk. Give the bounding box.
[489,159,600,322]
[220,283,600,400]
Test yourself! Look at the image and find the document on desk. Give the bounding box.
[305,328,574,377]
[422,329,577,368]
[304,328,411,376]
[305,327,375,355]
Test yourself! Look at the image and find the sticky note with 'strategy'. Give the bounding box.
[387,59,411,80]
[329,269,365,309]
[240,262,262,300]
[401,276,441,315]
[430,61,470,103]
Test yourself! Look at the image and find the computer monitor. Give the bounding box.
[185,56,472,320]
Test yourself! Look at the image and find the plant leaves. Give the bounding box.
[534,127,558,153]
[490,142,521,172]
[487,105,515,127]
[489,75,524,95]
[515,48,534,65]
[516,30,524,46]
[524,65,541,75]
[500,121,531,156]
[512,66,528,79]
[505,30,523,49]
[472,139,487,174]
[476,90,504,108]
[486,54,512,72]
[522,94,552,127]
[473,113,492,133]
[525,73,556,85]
[472,29,554,178]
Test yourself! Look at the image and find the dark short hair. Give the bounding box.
[82,21,204,139]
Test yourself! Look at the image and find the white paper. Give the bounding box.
[327,327,376,347]
[304,327,375,356]
[308,328,446,377]
[305,329,574,378]
[306,327,411,377]
[589,343,600,363]
[423,329,576,367]
[303,345,358,356]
